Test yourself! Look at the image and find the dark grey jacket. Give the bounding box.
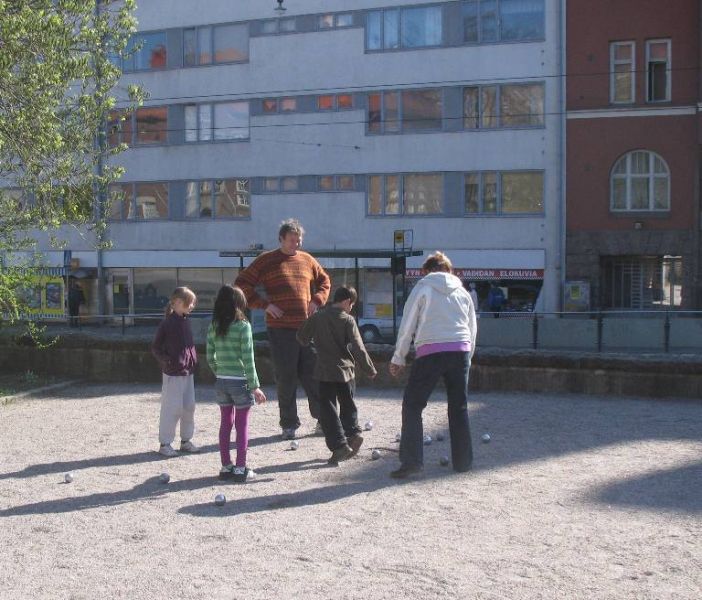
[297,306,377,383]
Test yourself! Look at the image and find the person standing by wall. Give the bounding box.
[235,219,331,440]
[67,279,85,327]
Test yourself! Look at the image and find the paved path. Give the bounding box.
[1,384,700,599]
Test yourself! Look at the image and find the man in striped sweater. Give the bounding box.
[235,219,331,439]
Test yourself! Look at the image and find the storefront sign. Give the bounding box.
[406,268,544,280]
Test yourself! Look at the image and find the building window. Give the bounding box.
[185,179,250,218]
[319,176,335,191]
[462,0,544,44]
[318,95,335,110]
[646,39,671,102]
[135,107,168,145]
[107,110,133,147]
[338,175,355,190]
[317,93,354,111]
[368,173,442,216]
[463,83,544,129]
[319,14,335,29]
[367,89,442,134]
[123,32,167,72]
[610,41,635,104]
[281,176,298,192]
[135,183,168,219]
[367,6,442,50]
[319,13,353,30]
[107,184,133,220]
[611,151,670,212]
[263,178,279,192]
[464,171,543,214]
[183,23,248,66]
[319,175,356,191]
[280,97,297,112]
[262,99,278,113]
[601,256,682,309]
[260,18,296,34]
[185,102,249,141]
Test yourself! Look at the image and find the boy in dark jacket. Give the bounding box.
[297,286,377,464]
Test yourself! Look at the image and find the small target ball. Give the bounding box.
[64,472,74,484]
[364,421,374,431]
[214,494,226,506]
[439,456,450,466]
[423,435,432,445]
[290,440,299,450]
[158,472,170,484]
[481,433,491,443]
[395,433,401,442]
[371,449,381,460]
[436,432,445,442]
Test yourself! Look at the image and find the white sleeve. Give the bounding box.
[391,286,425,366]
[467,292,478,359]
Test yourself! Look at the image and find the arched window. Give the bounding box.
[611,151,670,211]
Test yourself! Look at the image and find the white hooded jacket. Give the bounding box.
[391,272,477,366]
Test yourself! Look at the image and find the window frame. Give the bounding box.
[610,41,636,104]
[182,23,249,67]
[367,88,443,134]
[460,0,545,45]
[610,150,671,212]
[184,101,250,143]
[645,38,671,103]
[463,170,545,215]
[366,4,444,51]
[367,173,444,216]
[462,82,545,130]
[123,31,168,73]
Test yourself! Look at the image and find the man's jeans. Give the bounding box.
[318,380,362,451]
[399,351,473,472]
[267,328,320,430]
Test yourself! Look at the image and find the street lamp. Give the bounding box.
[274,0,286,13]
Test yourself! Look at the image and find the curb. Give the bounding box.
[0,380,80,406]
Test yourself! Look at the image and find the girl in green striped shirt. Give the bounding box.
[207,285,266,482]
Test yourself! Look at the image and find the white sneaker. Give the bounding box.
[159,444,177,457]
[233,466,256,482]
[179,440,200,453]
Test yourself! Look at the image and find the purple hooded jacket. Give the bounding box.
[151,313,198,376]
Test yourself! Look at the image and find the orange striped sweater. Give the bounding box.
[235,249,331,330]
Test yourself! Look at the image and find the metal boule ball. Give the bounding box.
[481,433,491,443]
[158,472,170,484]
[64,472,74,484]
[364,421,374,431]
[214,493,226,506]
[371,449,381,460]
[290,440,299,450]
[439,456,449,466]
[423,435,432,445]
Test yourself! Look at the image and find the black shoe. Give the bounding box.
[390,465,424,479]
[347,434,364,456]
[328,444,354,465]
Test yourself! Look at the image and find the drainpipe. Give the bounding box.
[558,0,567,312]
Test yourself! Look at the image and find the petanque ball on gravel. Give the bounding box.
[364,421,374,431]
[64,472,74,484]
[481,433,491,443]
[436,432,445,442]
[158,472,170,484]
[439,456,450,466]
[371,449,381,460]
[290,440,299,450]
[214,494,226,506]
[423,435,432,445]
[395,433,401,442]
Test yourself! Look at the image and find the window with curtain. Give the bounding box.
[610,151,670,211]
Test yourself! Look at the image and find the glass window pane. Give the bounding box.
[134,269,176,314]
[135,183,168,219]
[264,178,279,192]
[280,18,296,32]
[650,41,668,60]
[261,20,278,34]
[384,10,400,49]
[183,28,197,66]
[199,180,213,217]
[318,95,335,110]
[337,94,353,109]
[613,157,627,175]
[135,107,167,144]
[185,181,199,218]
[612,178,627,209]
[108,184,132,220]
[386,175,400,214]
[336,14,353,27]
[465,173,480,213]
[133,32,167,70]
[463,87,479,128]
[630,152,650,174]
[198,104,212,141]
[367,11,382,49]
[214,24,249,63]
[500,84,544,127]
[653,177,669,209]
[184,105,197,142]
[403,174,442,214]
[501,172,544,213]
[281,177,298,192]
[613,66,633,103]
[368,175,382,214]
[462,1,479,42]
[654,157,667,174]
[649,62,668,101]
[177,268,222,312]
[368,93,381,133]
[401,89,442,131]
[215,179,250,218]
[338,175,354,190]
[280,97,297,112]
[481,86,498,128]
[262,99,278,113]
[401,6,442,48]
[631,178,649,209]
[480,0,498,42]
[483,172,497,212]
[319,15,334,29]
[214,101,249,140]
[384,91,399,133]
[500,0,545,41]
[614,43,632,61]
[319,176,334,191]
[198,27,212,64]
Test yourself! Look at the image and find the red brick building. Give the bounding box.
[566,0,700,310]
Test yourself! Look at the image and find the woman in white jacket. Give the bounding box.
[389,252,477,478]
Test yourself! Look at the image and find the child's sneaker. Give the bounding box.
[232,466,256,483]
[159,443,177,457]
[219,464,235,480]
[179,440,200,453]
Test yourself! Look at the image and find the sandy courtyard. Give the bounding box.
[0,383,700,599]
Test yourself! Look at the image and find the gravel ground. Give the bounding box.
[0,383,700,600]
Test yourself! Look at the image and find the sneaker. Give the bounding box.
[347,434,364,456]
[390,464,424,479]
[313,421,324,436]
[232,466,256,483]
[328,444,354,465]
[281,428,297,440]
[219,464,235,480]
[158,444,177,458]
[179,440,200,453]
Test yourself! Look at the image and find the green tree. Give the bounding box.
[0,0,143,321]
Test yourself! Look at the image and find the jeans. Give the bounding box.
[267,328,320,430]
[318,380,362,451]
[399,351,473,472]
